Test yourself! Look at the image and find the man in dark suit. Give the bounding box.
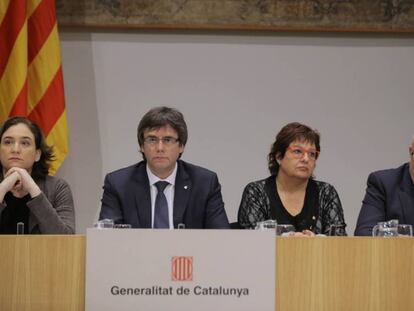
[99,106,229,229]
[355,136,414,236]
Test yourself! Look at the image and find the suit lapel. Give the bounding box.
[173,161,191,228]
[398,165,414,225]
[133,163,152,228]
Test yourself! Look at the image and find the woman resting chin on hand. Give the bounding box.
[0,117,75,234]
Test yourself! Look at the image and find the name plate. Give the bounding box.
[86,229,275,311]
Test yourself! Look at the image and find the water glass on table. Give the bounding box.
[94,219,114,229]
[113,224,132,229]
[372,219,399,237]
[397,224,413,237]
[255,219,277,231]
[276,224,295,236]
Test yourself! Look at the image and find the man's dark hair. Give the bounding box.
[0,116,54,180]
[268,122,320,175]
[137,106,188,158]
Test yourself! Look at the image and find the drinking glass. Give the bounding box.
[397,224,413,237]
[372,219,399,237]
[93,219,114,229]
[113,224,132,229]
[276,224,295,236]
[255,219,277,231]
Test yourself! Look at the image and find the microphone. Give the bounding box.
[17,222,24,234]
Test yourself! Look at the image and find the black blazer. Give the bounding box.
[355,163,414,236]
[99,160,229,229]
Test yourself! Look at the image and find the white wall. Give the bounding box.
[58,30,414,234]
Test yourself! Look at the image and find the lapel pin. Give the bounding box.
[184,185,188,190]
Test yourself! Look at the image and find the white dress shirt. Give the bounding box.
[146,163,177,229]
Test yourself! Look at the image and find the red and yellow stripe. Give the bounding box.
[0,0,68,175]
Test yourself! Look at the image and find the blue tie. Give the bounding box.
[154,181,170,228]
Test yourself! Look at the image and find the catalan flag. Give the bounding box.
[0,0,68,175]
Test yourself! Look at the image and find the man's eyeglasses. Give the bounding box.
[144,136,179,146]
[287,146,320,161]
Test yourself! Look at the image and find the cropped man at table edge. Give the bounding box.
[355,135,414,236]
[99,106,230,229]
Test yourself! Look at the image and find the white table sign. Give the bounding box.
[86,229,275,311]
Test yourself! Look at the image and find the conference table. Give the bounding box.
[1,235,413,311]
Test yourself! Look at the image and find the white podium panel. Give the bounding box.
[86,229,275,311]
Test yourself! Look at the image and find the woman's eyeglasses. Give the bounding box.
[287,146,319,161]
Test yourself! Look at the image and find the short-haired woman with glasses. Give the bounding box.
[237,122,347,236]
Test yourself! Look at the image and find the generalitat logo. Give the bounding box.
[171,256,193,281]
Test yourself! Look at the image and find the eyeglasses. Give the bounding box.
[287,146,319,161]
[143,136,179,146]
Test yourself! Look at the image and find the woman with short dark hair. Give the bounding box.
[0,117,75,234]
[238,122,346,235]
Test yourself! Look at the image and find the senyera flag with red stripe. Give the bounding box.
[0,0,68,175]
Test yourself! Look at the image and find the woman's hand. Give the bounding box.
[0,171,21,201]
[301,229,315,237]
[293,229,315,237]
[3,167,41,198]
